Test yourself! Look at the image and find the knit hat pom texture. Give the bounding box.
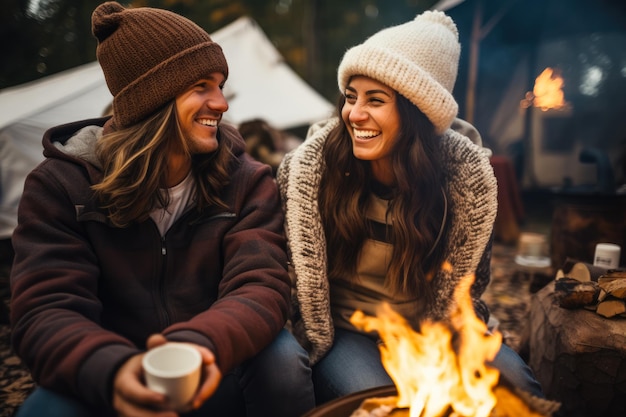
[337,10,460,135]
[92,1,228,128]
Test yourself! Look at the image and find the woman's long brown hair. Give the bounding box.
[319,92,450,304]
[93,103,234,227]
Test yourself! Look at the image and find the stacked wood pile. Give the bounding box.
[553,259,626,318]
[528,260,626,417]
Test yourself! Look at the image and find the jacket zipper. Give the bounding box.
[156,211,235,327]
[159,234,171,327]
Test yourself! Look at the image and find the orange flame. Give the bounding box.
[350,264,502,417]
[531,67,568,111]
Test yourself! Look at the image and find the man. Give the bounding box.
[10,2,313,416]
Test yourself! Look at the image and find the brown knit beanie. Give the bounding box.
[92,1,228,129]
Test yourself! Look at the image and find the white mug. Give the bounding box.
[142,342,202,411]
[593,243,621,269]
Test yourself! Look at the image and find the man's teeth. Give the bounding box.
[198,119,217,126]
[353,129,379,138]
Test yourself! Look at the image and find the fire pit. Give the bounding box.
[303,267,561,417]
[303,381,560,417]
[302,386,400,417]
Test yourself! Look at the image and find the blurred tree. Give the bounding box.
[312,0,438,100]
[1,0,102,89]
[1,0,438,101]
[1,0,48,88]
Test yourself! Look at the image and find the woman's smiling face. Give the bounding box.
[341,75,400,182]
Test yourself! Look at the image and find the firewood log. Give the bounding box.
[554,277,600,309]
[596,298,626,318]
[597,278,626,299]
[556,258,610,282]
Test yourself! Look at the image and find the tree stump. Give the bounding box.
[528,281,626,417]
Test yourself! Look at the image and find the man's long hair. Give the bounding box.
[319,93,449,303]
[93,103,234,227]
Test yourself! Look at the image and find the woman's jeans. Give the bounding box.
[15,329,315,417]
[313,327,545,404]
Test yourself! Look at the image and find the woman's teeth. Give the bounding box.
[353,129,379,138]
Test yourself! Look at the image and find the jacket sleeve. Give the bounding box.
[435,129,497,323]
[10,161,140,407]
[164,156,291,374]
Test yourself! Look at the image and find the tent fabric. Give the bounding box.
[212,17,333,130]
[0,62,112,166]
[0,61,113,238]
[0,16,333,238]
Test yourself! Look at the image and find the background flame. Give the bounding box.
[532,67,568,111]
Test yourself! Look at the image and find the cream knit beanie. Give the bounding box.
[337,10,460,135]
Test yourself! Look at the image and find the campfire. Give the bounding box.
[340,263,561,417]
[520,67,570,111]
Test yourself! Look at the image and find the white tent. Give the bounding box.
[0,16,333,238]
[0,61,112,167]
[0,62,112,238]
[211,16,333,130]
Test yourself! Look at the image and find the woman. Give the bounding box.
[277,10,543,405]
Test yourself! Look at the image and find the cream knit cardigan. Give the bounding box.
[276,117,498,364]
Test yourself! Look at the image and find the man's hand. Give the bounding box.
[111,334,222,416]
[112,349,175,416]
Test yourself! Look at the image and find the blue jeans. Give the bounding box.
[313,327,544,404]
[15,329,315,417]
